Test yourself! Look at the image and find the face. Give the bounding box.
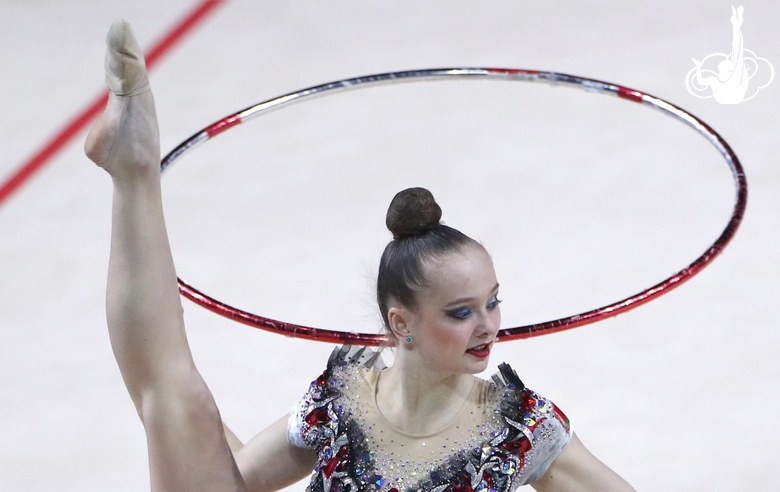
[391,245,501,375]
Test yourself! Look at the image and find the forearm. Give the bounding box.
[532,434,635,492]
[235,416,318,492]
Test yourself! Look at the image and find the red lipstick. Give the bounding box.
[466,343,492,359]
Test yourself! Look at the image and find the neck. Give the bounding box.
[376,349,474,436]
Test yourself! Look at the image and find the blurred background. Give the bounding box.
[1,1,777,490]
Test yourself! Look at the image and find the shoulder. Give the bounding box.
[287,345,384,449]
[303,345,387,398]
[488,363,573,486]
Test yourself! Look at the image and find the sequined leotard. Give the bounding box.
[288,346,572,492]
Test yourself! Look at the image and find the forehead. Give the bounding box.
[419,246,498,302]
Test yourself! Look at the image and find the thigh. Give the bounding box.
[141,379,247,492]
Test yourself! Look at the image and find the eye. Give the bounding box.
[446,307,473,320]
[487,295,502,310]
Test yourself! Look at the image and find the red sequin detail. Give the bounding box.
[323,455,338,478]
[316,372,328,387]
[502,436,532,454]
[453,472,475,492]
[323,446,349,478]
[305,407,329,426]
[335,447,349,472]
[484,473,494,488]
[522,393,535,410]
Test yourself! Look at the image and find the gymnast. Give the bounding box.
[691,5,749,104]
[85,20,635,492]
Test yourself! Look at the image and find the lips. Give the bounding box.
[466,342,492,359]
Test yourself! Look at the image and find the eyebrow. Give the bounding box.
[444,283,500,308]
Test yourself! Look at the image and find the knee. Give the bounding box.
[138,373,222,433]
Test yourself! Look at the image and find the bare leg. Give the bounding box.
[85,20,245,492]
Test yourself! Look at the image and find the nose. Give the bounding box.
[476,307,500,340]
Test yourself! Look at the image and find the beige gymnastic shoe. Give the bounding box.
[104,19,150,96]
[85,20,159,176]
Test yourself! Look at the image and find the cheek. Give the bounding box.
[423,319,467,353]
[428,322,455,346]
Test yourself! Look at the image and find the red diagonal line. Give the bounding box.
[0,0,227,207]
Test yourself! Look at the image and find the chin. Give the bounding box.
[464,355,491,374]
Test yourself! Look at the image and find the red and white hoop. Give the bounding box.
[161,68,747,346]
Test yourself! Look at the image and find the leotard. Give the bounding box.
[288,346,571,492]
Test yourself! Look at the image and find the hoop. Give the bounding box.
[161,68,747,346]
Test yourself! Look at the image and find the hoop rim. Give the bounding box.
[161,68,748,346]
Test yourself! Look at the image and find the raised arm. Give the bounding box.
[85,20,245,492]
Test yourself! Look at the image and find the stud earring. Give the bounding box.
[404,336,413,344]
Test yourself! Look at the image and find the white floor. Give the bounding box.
[1,1,778,490]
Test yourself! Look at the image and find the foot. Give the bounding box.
[85,20,160,179]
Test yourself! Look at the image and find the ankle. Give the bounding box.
[110,164,162,189]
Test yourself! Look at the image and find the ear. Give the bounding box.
[387,305,413,341]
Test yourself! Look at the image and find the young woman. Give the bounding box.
[85,20,634,492]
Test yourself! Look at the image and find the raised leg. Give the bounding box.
[85,20,246,492]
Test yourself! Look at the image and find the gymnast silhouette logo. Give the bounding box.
[685,5,774,104]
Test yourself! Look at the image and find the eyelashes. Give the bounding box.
[445,295,502,320]
[487,296,502,309]
[446,307,473,320]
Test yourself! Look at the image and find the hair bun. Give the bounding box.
[386,187,442,239]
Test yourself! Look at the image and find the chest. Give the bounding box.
[308,366,530,492]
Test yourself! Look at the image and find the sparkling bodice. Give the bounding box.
[288,346,571,492]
